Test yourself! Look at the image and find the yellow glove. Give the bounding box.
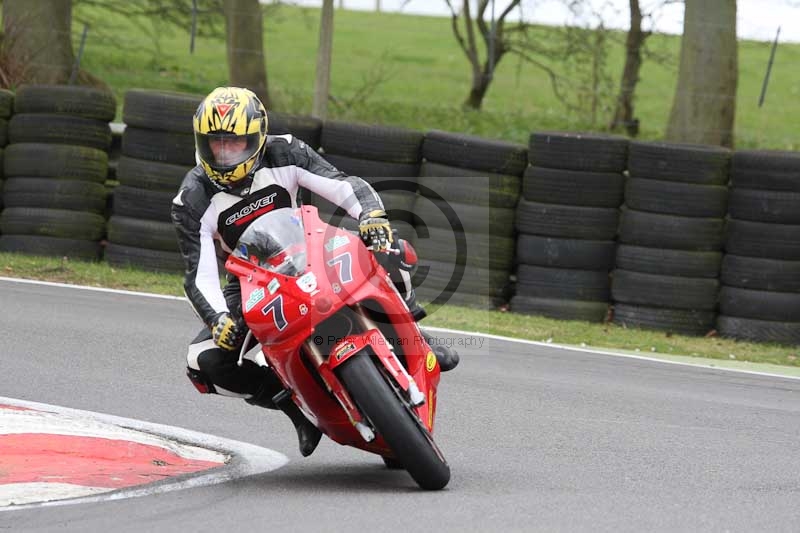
[211,312,244,351]
[359,209,394,251]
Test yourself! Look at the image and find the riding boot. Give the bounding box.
[400,287,457,371]
[244,367,284,410]
[403,286,428,321]
[272,389,322,457]
[381,238,457,371]
[380,238,427,322]
[244,385,280,410]
[420,328,460,372]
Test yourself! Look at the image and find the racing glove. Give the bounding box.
[211,312,244,351]
[359,209,393,251]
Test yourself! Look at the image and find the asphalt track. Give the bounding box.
[1,279,799,532]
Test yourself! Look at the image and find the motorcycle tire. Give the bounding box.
[382,457,404,470]
[336,352,450,490]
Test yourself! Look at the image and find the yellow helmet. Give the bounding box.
[193,87,268,188]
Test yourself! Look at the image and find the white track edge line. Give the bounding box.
[1,277,797,382]
[423,326,800,381]
[0,276,185,301]
[0,396,288,512]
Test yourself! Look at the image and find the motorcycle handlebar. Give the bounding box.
[367,244,400,255]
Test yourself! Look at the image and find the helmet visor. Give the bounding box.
[196,131,261,169]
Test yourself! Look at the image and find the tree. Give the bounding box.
[72,0,273,103]
[445,0,522,110]
[666,0,737,147]
[223,0,270,107]
[558,9,616,129]
[444,0,614,116]
[1,0,106,87]
[608,0,650,135]
[312,0,334,119]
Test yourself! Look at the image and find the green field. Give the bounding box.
[73,4,800,149]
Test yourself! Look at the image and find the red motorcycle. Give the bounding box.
[226,205,450,490]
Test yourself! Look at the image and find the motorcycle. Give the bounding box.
[225,205,450,490]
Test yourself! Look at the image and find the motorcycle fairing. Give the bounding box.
[225,206,441,453]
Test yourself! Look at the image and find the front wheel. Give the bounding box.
[382,456,404,469]
[337,353,450,490]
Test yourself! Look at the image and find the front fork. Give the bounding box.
[304,305,425,442]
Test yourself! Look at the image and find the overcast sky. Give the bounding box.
[273,0,796,43]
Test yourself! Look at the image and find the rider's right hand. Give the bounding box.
[359,209,394,251]
[211,312,244,351]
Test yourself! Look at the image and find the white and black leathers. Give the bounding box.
[171,134,384,328]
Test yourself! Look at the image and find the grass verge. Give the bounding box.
[71,4,800,149]
[1,252,796,368]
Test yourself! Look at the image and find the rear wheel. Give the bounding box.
[337,353,450,490]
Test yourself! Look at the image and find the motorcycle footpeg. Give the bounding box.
[271,388,292,406]
[407,381,426,407]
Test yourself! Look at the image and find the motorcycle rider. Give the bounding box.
[171,87,458,458]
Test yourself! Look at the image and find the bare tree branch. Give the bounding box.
[447,0,526,109]
[329,52,395,112]
[462,0,481,81]
[476,0,490,41]
[444,0,473,66]
[508,48,576,112]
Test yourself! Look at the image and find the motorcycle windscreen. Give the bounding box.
[231,207,307,277]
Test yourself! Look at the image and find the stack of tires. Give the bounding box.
[265,111,322,211]
[108,89,201,272]
[268,111,323,150]
[611,142,730,335]
[313,120,422,242]
[511,132,627,322]
[0,89,13,209]
[717,150,800,344]
[412,130,526,309]
[0,85,114,260]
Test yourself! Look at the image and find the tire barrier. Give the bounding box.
[122,89,201,133]
[10,114,112,152]
[107,90,202,273]
[717,150,800,344]
[528,131,628,173]
[611,142,731,335]
[0,89,13,208]
[13,85,116,122]
[418,163,520,208]
[423,130,527,176]
[268,111,323,150]
[2,84,799,348]
[511,132,627,322]
[414,132,524,309]
[313,121,423,244]
[0,85,114,260]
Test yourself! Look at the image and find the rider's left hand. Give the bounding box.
[211,311,245,351]
[359,209,394,251]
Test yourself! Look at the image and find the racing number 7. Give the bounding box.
[261,295,288,331]
[326,252,353,284]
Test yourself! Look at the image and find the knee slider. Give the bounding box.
[186,367,217,394]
